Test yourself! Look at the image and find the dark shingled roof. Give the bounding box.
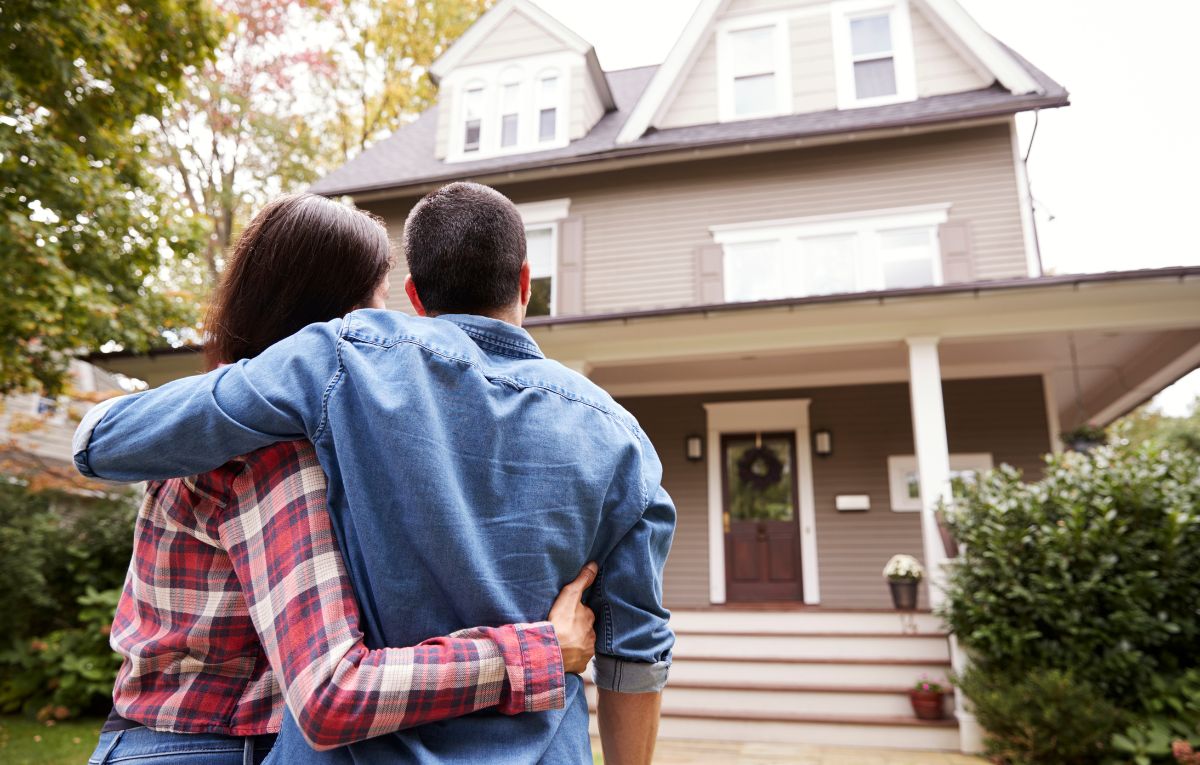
[311,50,1067,198]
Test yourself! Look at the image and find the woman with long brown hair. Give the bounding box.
[87,194,595,765]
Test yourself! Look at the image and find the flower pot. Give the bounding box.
[888,578,919,610]
[910,689,946,720]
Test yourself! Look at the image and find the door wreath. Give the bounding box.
[736,445,784,491]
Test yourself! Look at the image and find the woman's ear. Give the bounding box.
[404,275,428,317]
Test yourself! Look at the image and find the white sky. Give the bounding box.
[531,0,1200,415]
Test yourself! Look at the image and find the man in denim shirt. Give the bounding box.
[74,183,675,764]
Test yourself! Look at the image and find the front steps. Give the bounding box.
[586,609,960,752]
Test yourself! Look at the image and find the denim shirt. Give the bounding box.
[75,310,675,764]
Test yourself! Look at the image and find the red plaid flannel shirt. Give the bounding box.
[109,440,565,749]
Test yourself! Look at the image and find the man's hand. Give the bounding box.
[548,563,598,674]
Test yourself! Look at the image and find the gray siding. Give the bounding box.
[911,4,991,97]
[364,124,1028,316]
[457,9,569,68]
[621,375,1051,609]
[658,0,992,130]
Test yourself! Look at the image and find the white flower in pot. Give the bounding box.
[883,554,924,610]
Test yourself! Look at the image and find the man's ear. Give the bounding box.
[404,275,428,317]
[519,261,532,308]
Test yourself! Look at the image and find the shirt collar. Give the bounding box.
[437,314,545,360]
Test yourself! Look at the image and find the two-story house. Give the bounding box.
[92,0,1200,753]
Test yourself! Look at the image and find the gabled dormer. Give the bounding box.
[429,0,615,162]
[618,0,1046,141]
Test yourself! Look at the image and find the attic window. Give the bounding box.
[850,15,897,99]
[537,75,558,142]
[718,18,790,122]
[500,82,521,148]
[463,87,484,152]
[832,1,916,109]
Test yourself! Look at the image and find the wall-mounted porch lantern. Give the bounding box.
[813,429,833,457]
[685,434,704,462]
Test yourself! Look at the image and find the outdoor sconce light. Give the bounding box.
[685,435,704,462]
[813,429,833,457]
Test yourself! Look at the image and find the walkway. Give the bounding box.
[596,740,986,764]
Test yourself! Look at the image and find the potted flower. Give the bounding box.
[883,554,924,610]
[910,676,947,720]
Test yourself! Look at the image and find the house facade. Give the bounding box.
[94,0,1200,752]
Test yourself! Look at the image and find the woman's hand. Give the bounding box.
[548,563,598,674]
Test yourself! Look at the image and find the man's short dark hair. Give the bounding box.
[403,182,526,316]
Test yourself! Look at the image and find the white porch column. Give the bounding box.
[905,337,951,608]
[907,337,983,754]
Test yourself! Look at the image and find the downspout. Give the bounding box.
[1022,110,1045,276]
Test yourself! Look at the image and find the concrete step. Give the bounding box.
[587,708,960,751]
[668,609,945,636]
[585,681,940,718]
[674,631,951,662]
[666,655,952,688]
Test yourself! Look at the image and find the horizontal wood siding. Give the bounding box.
[911,5,991,96]
[458,9,569,68]
[791,10,837,114]
[571,63,605,140]
[726,0,828,15]
[364,125,1026,316]
[658,33,720,129]
[511,124,1024,314]
[621,375,1050,609]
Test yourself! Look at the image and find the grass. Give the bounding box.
[0,716,102,765]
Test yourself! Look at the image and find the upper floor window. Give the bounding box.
[448,58,569,161]
[718,19,790,121]
[462,86,484,153]
[832,0,916,109]
[516,198,571,317]
[711,205,949,302]
[537,74,559,143]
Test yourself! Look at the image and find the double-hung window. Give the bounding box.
[719,19,789,121]
[537,74,558,143]
[500,81,521,148]
[713,205,949,302]
[462,86,484,153]
[516,198,570,317]
[832,1,915,108]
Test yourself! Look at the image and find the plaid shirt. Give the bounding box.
[109,440,564,749]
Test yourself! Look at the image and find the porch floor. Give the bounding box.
[593,739,985,764]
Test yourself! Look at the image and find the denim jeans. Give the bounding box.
[88,727,276,765]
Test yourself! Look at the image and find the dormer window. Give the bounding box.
[537,74,558,142]
[717,18,791,122]
[832,1,916,109]
[462,86,484,153]
[500,80,521,148]
[445,54,571,162]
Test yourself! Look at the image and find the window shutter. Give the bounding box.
[695,244,725,305]
[556,216,585,316]
[938,222,974,284]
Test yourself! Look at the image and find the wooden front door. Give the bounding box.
[722,432,803,601]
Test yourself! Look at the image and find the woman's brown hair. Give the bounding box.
[204,194,393,369]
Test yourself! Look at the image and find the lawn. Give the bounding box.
[0,716,102,765]
[0,716,605,763]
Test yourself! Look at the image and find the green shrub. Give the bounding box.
[0,483,137,639]
[1108,670,1200,765]
[0,588,123,718]
[942,439,1200,762]
[958,668,1119,765]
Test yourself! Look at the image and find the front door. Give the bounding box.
[722,432,803,601]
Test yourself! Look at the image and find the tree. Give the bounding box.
[1115,397,1200,454]
[0,0,219,394]
[317,0,493,165]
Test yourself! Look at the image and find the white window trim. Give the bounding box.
[716,13,793,123]
[444,52,575,163]
[711,204,949,300]
[888,452,993,512]
[830,0,917,110]
[517,198,570,317]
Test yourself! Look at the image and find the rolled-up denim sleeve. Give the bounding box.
[74,319,342,482]
[589,435,676,693]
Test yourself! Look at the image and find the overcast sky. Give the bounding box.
[531,0,1200,415]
